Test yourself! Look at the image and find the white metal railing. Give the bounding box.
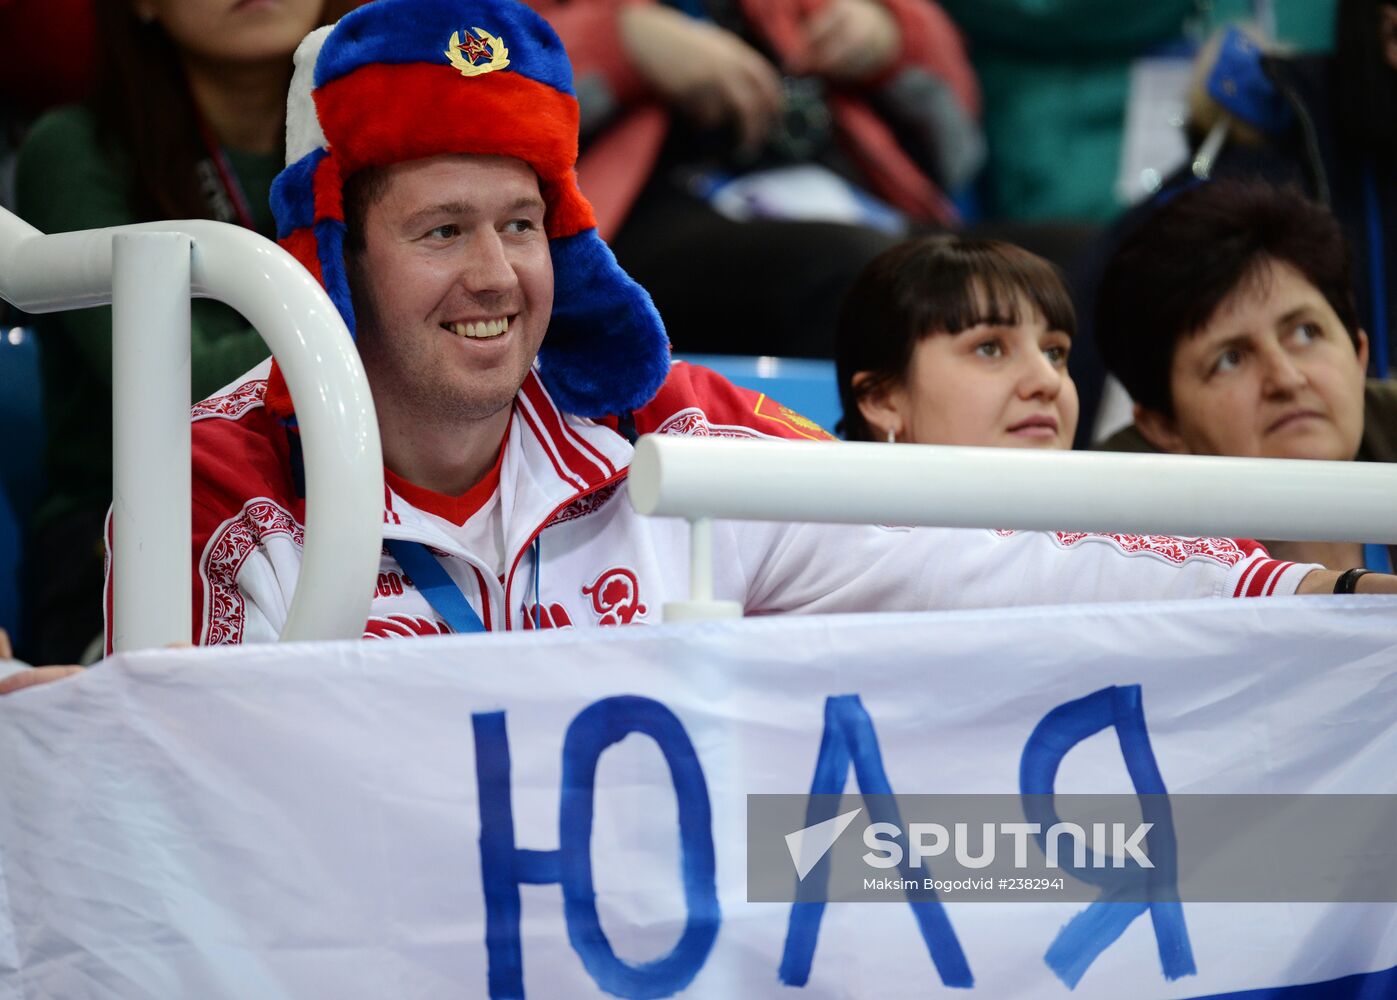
[629,435,1397,620]
[0,206,382,651]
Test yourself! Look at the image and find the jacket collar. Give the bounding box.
[382,368,632,556]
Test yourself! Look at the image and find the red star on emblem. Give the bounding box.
[458,31,491,63]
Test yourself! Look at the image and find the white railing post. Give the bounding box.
[663,516,741,623]
[110,233,192,651]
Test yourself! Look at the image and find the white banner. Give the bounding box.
[2,597,1397,999]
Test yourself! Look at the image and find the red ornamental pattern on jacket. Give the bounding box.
[652,408,763,439]
[545,481,623,528]
[191,379,267,422]
[992,529,1252,566]
[203,499,304,645]
[1050,532,1251,566]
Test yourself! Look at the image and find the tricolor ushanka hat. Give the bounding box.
[269,0,669,419]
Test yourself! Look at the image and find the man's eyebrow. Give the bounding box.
[504,195,547,214]
[401,201,473,229]
[400,195,546,230]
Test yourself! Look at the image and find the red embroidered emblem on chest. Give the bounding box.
[521,602,574,629]
[581,568,648,626]
[363,615,452,638]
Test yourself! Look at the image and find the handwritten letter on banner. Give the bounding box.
[2,596,1396,999]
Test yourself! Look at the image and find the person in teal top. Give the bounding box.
[14,0,325,664]
[937,0,1338,223]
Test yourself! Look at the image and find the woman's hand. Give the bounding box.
[0,666,83,696]
[619,4,783,152]
[0,627,83,695]
[1295,569,1397,594]
[790,0,901,82]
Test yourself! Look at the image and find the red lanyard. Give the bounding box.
[195,113,259,232]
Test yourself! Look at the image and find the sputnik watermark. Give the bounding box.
[785,809,1151,881]
[748,794,1397,903]
[862,821,1152,870]
[785,808,863,880]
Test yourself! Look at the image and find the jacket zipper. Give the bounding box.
[501,469,629,630]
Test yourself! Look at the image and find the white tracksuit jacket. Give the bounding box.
[104,360,1313,648]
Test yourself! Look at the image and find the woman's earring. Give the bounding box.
[886,427,897,444]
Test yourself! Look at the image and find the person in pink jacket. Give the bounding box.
[531,0,984,358]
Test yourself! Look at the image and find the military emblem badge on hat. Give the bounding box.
[268,0,670,420]
[446,26,510,75]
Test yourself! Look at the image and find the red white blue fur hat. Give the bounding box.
[269,0,669,418]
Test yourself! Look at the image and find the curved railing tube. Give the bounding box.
[0,207,382,648]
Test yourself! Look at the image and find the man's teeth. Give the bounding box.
[447,317,509,338]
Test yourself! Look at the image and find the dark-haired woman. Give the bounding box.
[836,234,1078,450]
[1095,180,1395,574]
[15,0,325,663]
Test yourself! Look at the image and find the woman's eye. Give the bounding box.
[1212,348,1244,374]
[974,339,1003,358]
[1293,321,1322,344]
[1044,344,1070,365]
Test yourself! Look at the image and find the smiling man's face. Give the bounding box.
[347,154,553,428]
[1143,258,1368,461]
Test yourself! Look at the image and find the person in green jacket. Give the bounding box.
[15,0,325,663]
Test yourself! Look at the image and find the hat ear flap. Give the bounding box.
[539,231,670,417]
[272,148,357,339]
[314,218,356,339]
[271,148,324,238]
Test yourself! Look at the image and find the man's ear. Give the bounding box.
[852,371,906,440]
[1132,403,1189,454]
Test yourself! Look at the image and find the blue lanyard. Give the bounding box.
[385,539,487,634]
[385,537,545,633]
[1364,542,1393,574]
[1363,161,1389,377]
[533,536,542,627]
